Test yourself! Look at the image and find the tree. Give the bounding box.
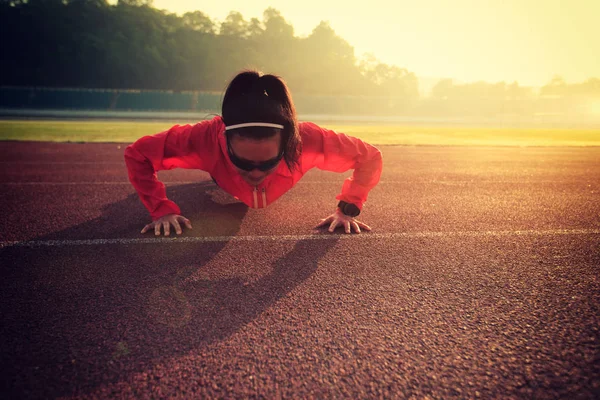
[247,17,263,37]
[251,8,296,78]
[0,1,426,99]
[540,75,567,96]
[262,7,293,39]
[182,11,215,34]
[219,11,249,38]
[294,21,361,95]
[117,0,153,6]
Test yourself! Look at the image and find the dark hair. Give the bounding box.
[221,70,302,171]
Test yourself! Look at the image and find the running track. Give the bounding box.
[1,142,599,398]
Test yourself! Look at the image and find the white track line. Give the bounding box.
[0,181,335,186]
[0,180,592,186]
[2,229,599,248]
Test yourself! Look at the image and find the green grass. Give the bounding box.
[0,120,177,143]
[0,120,599,146]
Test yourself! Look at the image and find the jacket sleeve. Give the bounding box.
[124,120,214,220]
[301,122,383,210]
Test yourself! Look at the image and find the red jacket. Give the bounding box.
[125,116,382,220]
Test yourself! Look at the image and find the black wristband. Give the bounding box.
[337,201,360,217]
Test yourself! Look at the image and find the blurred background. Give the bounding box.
[1,0,599,126]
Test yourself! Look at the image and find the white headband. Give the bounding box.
[225,122,284,131]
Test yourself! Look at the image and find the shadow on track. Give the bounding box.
[32,181,250,240]
[0,182,340,398]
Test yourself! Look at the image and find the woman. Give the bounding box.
[125,70,383,236]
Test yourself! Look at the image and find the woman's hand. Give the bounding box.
[315,208,372,234]
[141,214,193,236]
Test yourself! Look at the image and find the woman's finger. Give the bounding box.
[162,220,170,236]
[328,218,339,232]
[172,219,182,235]
[344,220,351,234]
[356,220,372,231]
[141,224,151,234]
[179,216,193,230]
[154,222,161,236]
[315,216,333,228]
[351,221,361,234]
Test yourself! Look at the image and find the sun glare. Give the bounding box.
[588,100,600,115]
[147,0,600,87]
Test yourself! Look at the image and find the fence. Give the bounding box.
[2,87,599,125]
[0,87,222,112]
[0,86,414,116]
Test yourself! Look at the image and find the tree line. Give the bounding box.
[0,0,418,99]
[1,0,598,118]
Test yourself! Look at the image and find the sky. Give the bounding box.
[131,0,599,87]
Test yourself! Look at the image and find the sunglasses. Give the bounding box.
[227,142,284,172]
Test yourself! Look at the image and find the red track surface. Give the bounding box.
[1,142,599,399]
